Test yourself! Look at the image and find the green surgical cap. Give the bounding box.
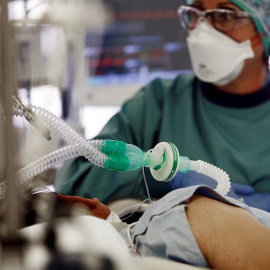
[186,0,270,56]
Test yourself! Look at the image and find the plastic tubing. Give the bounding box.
[177,156,231,196]
[13,104,148,183]
[190,160,231,196]
[13,104,108,183]
[149,142,231,196]
[177,156,231,195]
[17,144,80,184]
[14,104,100,150]
[13,103,231,196]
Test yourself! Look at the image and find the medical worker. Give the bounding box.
[55,0,270,211]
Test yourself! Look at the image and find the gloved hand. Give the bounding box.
[226,182,255,198]
[169,172,270,212]
[169,171,218,190]
[227,183,270,212]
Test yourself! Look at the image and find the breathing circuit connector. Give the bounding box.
[102,141,146,171]
[100,140,230,197]
[12,96,51,140]
[149,142,231,196]
[101,140,165,172]
[101,140,127,156]
[101,140,147,158]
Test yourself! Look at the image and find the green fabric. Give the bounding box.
[55,74,270,203]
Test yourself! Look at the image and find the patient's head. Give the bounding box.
[25,190,111,227]
[57,194,111,219]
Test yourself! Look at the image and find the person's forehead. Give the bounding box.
[190,0,237,6]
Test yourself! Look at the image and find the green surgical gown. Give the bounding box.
[55,74,270,203]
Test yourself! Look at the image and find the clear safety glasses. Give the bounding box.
[178,5,252,33]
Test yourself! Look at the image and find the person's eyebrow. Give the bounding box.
[191,1,204,9]
[191,1,240,11]
[191,0,204,7]
[217,2,239,10]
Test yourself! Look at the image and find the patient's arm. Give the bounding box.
[186,194,270,270]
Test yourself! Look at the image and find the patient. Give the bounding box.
[26,186,270,270]
[24,190,112,226]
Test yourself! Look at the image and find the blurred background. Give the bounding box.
[10,0,191,137]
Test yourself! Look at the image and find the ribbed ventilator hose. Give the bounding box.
[17,145,80,184]
[13,103,107,183]
[196,160,231,196]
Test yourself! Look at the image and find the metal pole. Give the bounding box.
[0,0,23,268]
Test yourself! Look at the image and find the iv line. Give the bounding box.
[142,166,153,205]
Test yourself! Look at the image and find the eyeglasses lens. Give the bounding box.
[212,11,236,32]
[182,9,199,30]
[180,8,238,32]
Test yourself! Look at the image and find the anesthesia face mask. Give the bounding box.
[187,20,255,86]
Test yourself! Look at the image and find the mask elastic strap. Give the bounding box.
[250,32,265,50]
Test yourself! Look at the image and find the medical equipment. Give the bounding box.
[9,99,230,198]
[82,0,192,107]
[186,20,254,86]
[1,1,121,269]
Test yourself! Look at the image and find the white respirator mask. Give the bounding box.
[187,20,255,86]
